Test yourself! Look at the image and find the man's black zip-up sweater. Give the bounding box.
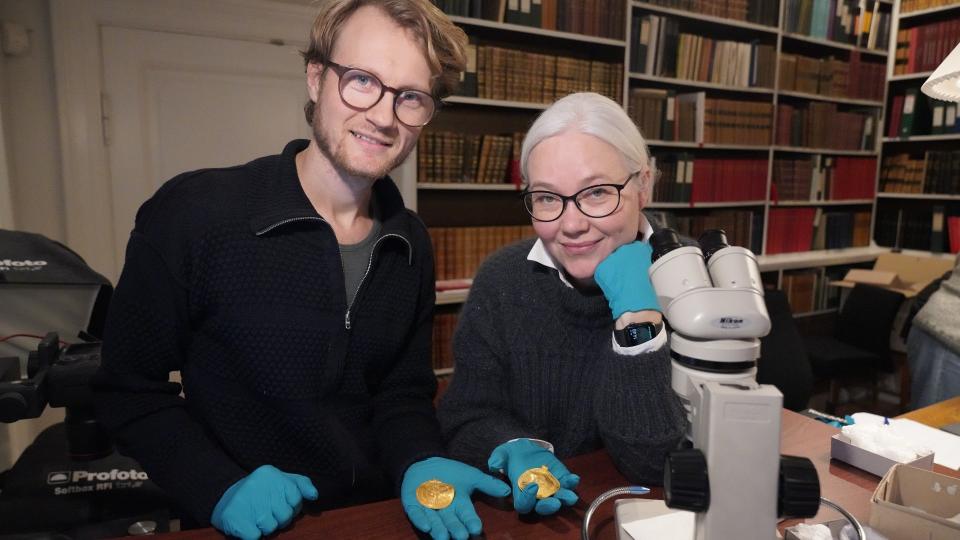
[93,140,444,524]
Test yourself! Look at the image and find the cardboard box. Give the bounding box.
[832,252,954,298]
[830,434,934,478]
[831,252,956,351]
[869,464,960,540]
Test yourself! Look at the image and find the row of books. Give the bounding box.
[446,0,627,39]
[772,156,877,201]
[879,150,960,195]
[766,207,871,254]
[639,0,779,26]
[650,155,767,203]
[629,14,776,89]
[932,208,960,254]
[901,0,960,13]
[775,103,877,150]
[648,209,761,254]
[428,225,537,281]
[628,90,774,144]
[472,45,623,104]
[780,267,845,314]
[784,0,890,51]
[893,19,960,75]
[778,51,885,101]
[815,210,872,249]
[887,87,960,138]
[417,131,521,185]
[874,207,953,252]
[781,270,821,314]
[431,312,458,372]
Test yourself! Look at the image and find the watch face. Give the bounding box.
[616,322,659,347]
[626,323,655,344]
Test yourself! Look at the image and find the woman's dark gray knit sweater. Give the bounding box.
[437,239,688,485]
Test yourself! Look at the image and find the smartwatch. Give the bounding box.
[614,321,663,347]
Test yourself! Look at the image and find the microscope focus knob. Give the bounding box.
[663,448,710,512]
[778,455,821,518]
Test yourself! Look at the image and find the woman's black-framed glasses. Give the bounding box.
[521,171,640,222]
[324,60,437,128]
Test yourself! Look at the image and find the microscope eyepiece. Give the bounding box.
[649,228,683,262]
[698,229,730,263]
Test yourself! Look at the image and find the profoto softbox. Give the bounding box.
[0,229,112,362]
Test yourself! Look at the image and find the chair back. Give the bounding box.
[758,289,813,410]
[836,284,904,368]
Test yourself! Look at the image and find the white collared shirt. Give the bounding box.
[526,217,666,355]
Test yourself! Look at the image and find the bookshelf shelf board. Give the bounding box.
[645,140,771,150]
[794,308,839,318]
[448,15,628,47]
[899,2,960,20]
[418,182,520,191]
[648,201,766,208]
[436,288,470,305]
[442,95,549,111]
[776,90,883,107]
[629,1,779,34]
[433,367,455,376]
[628,72,775,94]
[772,146,878,156]
[755,246,886,271]
[781,32,887,57]
[773,199,875,206]
[882,133,960,143]
[888,70,934,82]
[876,192,960,201]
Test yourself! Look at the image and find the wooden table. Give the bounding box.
[899,395,960,428]
[162,409,960,539]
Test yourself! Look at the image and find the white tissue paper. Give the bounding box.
[790,523,833,540]
[839,422,932,463]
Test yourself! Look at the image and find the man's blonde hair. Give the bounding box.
[301,0,468,125]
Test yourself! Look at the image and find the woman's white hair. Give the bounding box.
[520,92,656,196]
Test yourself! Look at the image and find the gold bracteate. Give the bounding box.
[517,466,560,499]
[416,479,455,510]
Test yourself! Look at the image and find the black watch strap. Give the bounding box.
[614,321,664,347]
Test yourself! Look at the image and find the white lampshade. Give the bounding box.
[922,41,960,103]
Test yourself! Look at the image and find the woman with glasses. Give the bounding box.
[437,92,688,517]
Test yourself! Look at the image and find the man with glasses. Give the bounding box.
[438,92,688,517]
[93,2,510,539]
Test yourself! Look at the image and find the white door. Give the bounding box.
[100,26,312,281]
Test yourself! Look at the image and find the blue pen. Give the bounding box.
[884,417,890,426]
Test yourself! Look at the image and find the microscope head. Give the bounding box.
[647,228,770,341]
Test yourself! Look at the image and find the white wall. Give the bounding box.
[0,0,67,472]
[1,0,65,242]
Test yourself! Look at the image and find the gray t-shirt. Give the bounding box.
[339,213,382,307]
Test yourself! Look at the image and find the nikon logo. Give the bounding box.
[71,469,149,482]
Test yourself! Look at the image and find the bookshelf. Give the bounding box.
[422,0,907,374]
[874,0,960,253]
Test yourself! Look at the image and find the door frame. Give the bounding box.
[50,0,314,276]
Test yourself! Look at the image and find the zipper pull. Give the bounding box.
[344,311,351,330]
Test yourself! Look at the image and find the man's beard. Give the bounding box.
[312,105,409,181]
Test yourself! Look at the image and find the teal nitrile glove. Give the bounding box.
[210,464,318,540]
[487,439,580,516]
[594,241,661,319]
[401,456,510,540]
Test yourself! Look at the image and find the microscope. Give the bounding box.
[614,229,820,539]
